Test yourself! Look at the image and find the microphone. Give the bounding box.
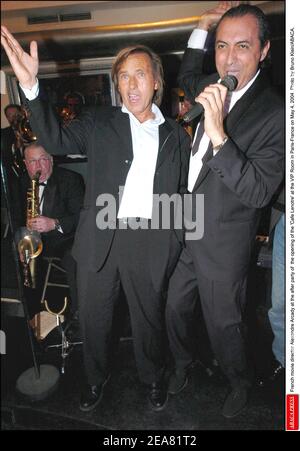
[181,75,238,123]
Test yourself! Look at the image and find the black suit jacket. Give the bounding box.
[24,98,191,290]
[1,126,24,226]
[178,48,284,282]
[18,166,85,256]
[1,126,16,168]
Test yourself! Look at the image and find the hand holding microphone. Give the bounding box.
[183,75,237,149]
[182,75,238,123]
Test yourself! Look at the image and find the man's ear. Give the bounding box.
[260,40,270,62]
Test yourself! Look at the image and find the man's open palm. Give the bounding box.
[1,25,38,89]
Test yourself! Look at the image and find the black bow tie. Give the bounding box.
[39,182,46,186]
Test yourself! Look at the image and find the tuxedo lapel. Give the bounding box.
[192,141,213,191]
[42,175,57,217]
[108,109,133,160]
[156,120,175,170]
[224,71,268,134]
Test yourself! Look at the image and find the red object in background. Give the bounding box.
[286,394,299,430]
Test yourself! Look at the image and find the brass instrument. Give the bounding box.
[16,107,37,145]
[16,171,43,288]
[10,108,37,176]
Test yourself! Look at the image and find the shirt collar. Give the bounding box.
[121,103,165,127]
[38,179,48,186]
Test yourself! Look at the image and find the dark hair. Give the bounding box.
[111,45,164,106]
[216,4,270,49]
[4,103,22,116]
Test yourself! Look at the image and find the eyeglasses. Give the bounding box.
[26,157,52,166]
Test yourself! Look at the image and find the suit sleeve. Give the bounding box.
[21,91,96,156]
[207,107,284,208]
[178,48,218,103]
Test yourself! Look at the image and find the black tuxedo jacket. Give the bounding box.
[24,98,191,290]
[18,166,85,256]
[1,126,16,168]
[178,48,284,282]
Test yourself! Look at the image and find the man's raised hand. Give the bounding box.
[1,25,38,89]
[197,1,240,31]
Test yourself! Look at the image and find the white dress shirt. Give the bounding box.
[38,182,46,214]
[117,103,165,219]
[20,79,39,100]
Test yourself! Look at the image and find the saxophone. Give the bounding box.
[17,171,43,288]
[27,170,41,222]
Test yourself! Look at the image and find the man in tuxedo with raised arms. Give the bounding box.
[166,2,284,418]
[1,29,190,412]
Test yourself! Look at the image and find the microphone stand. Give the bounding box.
[1,157,59,401]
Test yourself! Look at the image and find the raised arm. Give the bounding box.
[1,25,93,156]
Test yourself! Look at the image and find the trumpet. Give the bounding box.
[16,170,43,288]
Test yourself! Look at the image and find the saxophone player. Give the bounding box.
[24,144,57,234]
[16,143,85,319]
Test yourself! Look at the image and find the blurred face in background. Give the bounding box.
[5,106,22,127]
[24,144,53,183]
[117,52,158,123]
[66,96,82,116]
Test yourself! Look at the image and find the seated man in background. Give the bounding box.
[16,142,85,319]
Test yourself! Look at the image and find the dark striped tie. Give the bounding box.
[191,118,213,163]
[223,92,232,117]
